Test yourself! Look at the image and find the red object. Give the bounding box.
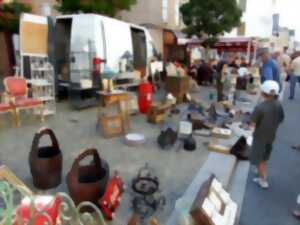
[138,82,153,114]
[0,103,13,111]
[15,98,42,107]
[93,57,103,76]
[4,77,42,107]
[99,173,125,220]
[14,196,62,225]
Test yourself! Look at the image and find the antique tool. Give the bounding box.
[29,128,62,190]
[99,171,125,220]
[67,149,109,210]
[157,124,177,149]
[131,164,165,220]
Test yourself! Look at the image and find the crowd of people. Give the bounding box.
[188,46,300,220]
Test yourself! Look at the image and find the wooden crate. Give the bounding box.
[99,114,124,138]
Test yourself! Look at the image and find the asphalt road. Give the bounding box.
[240,84,300,225]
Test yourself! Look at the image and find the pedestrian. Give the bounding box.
[273,48,291,101]
[288,52,300,100]
[258,48,282,91]
[250,80,285,189]
[197,59,213,85]
[216,53,235,101]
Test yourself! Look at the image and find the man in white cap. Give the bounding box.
[250,80,285,189]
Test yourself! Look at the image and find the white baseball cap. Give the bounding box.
[261,80,279,95]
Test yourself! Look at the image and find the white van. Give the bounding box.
[54,13,155,86]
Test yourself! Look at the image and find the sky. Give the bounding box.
[245,0,300,41]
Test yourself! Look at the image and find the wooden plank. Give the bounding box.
[20,21,48,55]
[0,165,33,196]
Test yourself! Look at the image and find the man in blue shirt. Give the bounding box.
[258,48,282,91]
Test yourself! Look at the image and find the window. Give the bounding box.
[162,0,168,22]
[174,0,180,26]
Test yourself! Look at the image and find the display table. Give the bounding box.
[97,90,129,106]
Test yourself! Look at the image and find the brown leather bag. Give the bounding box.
[67,149,109,208]
[29,128,62,190]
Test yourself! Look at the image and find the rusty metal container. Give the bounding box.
[29,128,62,190]
[67,149,109,207]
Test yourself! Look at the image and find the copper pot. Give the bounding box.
[29,128,62,190]
[67,149,109,208]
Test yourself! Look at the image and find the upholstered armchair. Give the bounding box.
[4,77,44,126]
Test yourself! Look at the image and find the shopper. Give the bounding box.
[289,53,300,100]
[197,60,213,85]
[258,48,282,91]
[250,80,285,189]
[273,49,291,101]
[216,54,235,101]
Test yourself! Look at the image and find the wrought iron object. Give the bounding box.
[0,180,108,225]
[29,128,62,190]
[131,164,165,220]
[67,149,109,210]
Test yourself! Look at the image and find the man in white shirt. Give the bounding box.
[289,53,300,100]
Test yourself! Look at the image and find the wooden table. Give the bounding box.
[97,90,129,106]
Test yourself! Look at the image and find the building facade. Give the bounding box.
[118,0,188,57]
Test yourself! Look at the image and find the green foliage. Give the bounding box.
[56,0,137,16]
[0,0,32,33]
[180,0,242,42]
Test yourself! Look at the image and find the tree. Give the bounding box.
[0,1,32,33]
[180,0,242,44]
[56,0,137,16]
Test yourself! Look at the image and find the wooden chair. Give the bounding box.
[4,77,44,126]
[0,101,18,127]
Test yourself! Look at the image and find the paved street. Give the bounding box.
[241,84,300,225]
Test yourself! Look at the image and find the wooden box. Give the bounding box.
[147,102,172,124]
[208,143,231,154]
[99,114,124,138]
[211,128,232,139]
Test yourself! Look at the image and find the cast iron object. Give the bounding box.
[67,149,109,210]
[157,127,177,149]
[131,164,166,219]
[183,135,197,151]
[132,164,159,196]
[29,128,62,190]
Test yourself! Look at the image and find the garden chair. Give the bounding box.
[0,101,17,127]
[4,77,44,126]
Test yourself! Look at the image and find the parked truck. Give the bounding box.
[20,13,156,109]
